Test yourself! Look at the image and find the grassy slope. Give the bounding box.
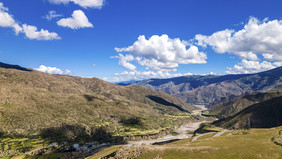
[94,127,282,159]
[213,96,282,129]
[0,67,196,138]
[138,128,282,159]
[208,87,282,118]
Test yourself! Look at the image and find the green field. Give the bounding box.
[88,146,121,159]
[0,137,50,158]
[91,127,282,159]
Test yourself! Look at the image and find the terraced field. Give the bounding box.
[0,137,50,158]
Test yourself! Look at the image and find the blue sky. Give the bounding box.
[0,0,282,82]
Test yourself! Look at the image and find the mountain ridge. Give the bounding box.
[213,96,282,129]
[132,67,282,104]
[207,87,282,118]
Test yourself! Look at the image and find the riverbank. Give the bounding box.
[87,105,215,158]
[126,105,209,145]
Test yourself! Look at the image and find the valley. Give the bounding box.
[127,105,209,146]
[89,68,282,158]
[0,64,281,159]
[1,1,282,158]
[0,64,203,158]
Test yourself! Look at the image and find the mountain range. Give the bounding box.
[132,67,282,104]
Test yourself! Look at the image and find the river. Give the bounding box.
[127,105,208,145]
[86,105,210,158]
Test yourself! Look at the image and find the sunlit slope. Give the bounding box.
[92,127,282,159]
[0,64,196,137]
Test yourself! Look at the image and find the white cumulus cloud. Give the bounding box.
[34,65,72,75]
[115,34,207,72]
[22,24,61,40]
[34,65,63,74]
[57,10,93,29]
[0,6,15,27]
[43,10,63,21]
[65,69,73,75]
[111,54,136,71]
[0,2,60,40]
[49,0,104,9]
[0,2,8,11]
[226,59,282,74]
[195,17,282,61]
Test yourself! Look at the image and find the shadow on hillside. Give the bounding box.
[204,96,282,131]
[120,117,143,127]
[0,62,31,72]
[83,95,96,102]
[83,94,105,102]
[40,124,125,144]
[152,139,180,145]
[146,95,189,112]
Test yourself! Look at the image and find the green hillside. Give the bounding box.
[0,66,196,141]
